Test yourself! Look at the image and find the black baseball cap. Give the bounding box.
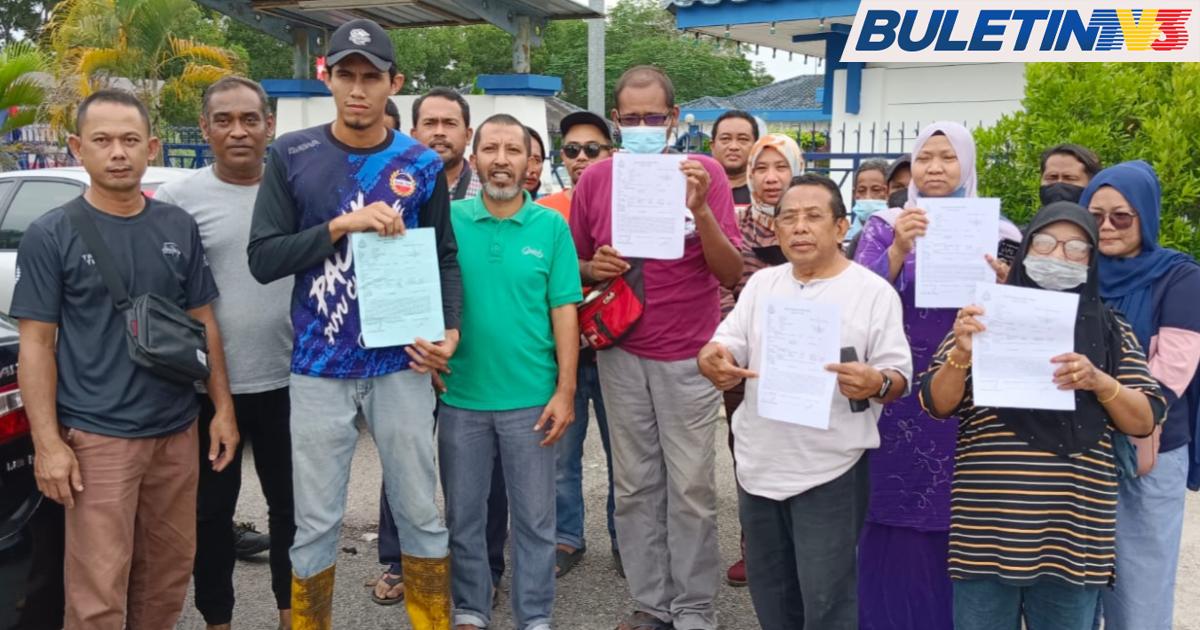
[886,155,911,183]
[326,19,394,72]
[560,111,613,143]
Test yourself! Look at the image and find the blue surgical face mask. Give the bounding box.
[620,126,669,154]
[852,199,886,223]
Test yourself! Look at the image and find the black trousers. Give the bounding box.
[738,455,869,630]
[193,388,295,624]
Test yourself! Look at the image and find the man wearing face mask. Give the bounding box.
[569,65,743,630]
[1039,143,1101,206]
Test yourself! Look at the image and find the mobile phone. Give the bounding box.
[841,347,869,413]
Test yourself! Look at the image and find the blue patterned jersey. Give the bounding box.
[248,124,461,379]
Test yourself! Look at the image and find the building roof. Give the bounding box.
[663,0,859,58]
[681,74,824,113]
[227,0,601,35]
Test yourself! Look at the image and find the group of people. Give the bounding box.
[12,15,1199,630]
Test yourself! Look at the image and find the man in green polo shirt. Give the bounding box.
[435,113,580,630]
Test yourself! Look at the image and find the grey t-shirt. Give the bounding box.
[156,167,292,394]
[11,196,219,438]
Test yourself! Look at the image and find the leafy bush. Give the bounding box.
[975,62,1200,257]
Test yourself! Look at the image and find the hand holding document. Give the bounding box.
[611,153,687,260]
[972,282,1079,411]
[351,227,445,349]
[916,198,1001,308]
[756,298,841,429]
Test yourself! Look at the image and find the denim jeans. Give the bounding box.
[439,404,556,630]
[289,370,447,578]
[1101,445,1189,630]
[555,359,616,551]
[953,577,1100,630]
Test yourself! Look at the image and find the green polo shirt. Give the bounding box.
[442,192,583,411]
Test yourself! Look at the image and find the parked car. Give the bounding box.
[0,313,63,630]
[0,166,193,314]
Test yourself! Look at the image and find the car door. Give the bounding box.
[0,178,86,314]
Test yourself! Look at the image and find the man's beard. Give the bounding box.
[485,181,522,202]
[724,164,747,178]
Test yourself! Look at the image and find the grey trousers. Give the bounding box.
[597,346,721,630]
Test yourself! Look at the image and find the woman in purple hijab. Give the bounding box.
[853,122,1021,629]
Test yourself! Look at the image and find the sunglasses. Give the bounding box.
[562,141,613,159]
[1030,233,1092,262]
[1089,210,1136,230]
[615,112,672,127]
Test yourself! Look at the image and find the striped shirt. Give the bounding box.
[918,315,1166,587]
[719,207,779,317]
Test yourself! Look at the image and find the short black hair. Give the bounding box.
[615,65,675,109]
[76,88,151,134]
[527,126,545,157]
[854,158,889,184]
[412,87,470,127]
[473,114,531,155]
[201,76,270,120]
[712,109,759,142]
[1040,143,1102,177]
[782,173,848,219]
[384,99,401,129]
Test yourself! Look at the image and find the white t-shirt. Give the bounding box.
[156,166,293,395]
[711,262,912,501]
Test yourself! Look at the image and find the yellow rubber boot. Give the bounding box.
[402,554,452,630]
[291,565,335,630]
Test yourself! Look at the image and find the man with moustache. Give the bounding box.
[155,76,295,630]
[248,19,461,629]
[709,109,758,212]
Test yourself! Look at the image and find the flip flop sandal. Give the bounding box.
[369,572,405,605]
[616,611,674,630]
[555,547,585,578]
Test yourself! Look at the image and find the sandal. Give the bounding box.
[369,571,405,605]
[615,611,674,630]
[555,547,585,578]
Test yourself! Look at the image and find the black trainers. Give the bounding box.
[234,521,270,559]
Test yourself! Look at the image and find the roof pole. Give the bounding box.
[513,15,532,73]
[587,0,605,114]
[292,26,312,79]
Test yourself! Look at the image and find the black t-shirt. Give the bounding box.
[11,196,218,438]
[732,184,751,207]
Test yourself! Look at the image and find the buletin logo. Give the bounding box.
[390,170,417,198]
[843,0,1196,62]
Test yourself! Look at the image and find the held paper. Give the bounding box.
[611,153,687,260]
[351,227,445,348]
[915,197,1001,308]
[756,297,841,429]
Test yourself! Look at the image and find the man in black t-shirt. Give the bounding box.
[12,89,237,630]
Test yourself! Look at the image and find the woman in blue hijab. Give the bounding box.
[1081,160,1200,630]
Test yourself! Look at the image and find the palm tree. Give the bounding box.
[0,41,46,136]
[45,0,239,133]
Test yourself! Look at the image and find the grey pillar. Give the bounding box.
[587,0,605,114]
[292,26,311,79]
[513,16,532,73]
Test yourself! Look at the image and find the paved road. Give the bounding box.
[175,415,1200,630]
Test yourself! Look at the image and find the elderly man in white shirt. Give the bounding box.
[698,173,912,630]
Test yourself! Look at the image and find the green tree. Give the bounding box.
[975,62,1200,256]
[222,18,292,82]
[0,41,47,171]
[0,0,50,46]
[44,0,241,133]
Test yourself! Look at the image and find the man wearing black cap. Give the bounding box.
[248,18,459,630]
[535,111,620,579]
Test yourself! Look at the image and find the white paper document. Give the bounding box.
[756,298,841,429]
[351,228,445,349]
[915,197,1001,309]
[972,282,1079,411]
[611,153,687,260]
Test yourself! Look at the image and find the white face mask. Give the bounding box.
[1023,254,1089,291]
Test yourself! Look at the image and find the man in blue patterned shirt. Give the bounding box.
[248,18,461,630]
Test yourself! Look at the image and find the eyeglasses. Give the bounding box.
[615,112,672,127]
[1089,210,1136,230]
[562,141,613,159]
[1030,233,1093,262]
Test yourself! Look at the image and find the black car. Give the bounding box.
[0,315,63,630]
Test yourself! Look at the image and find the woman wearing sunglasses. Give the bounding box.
[921,201,1165,629]
[1081,161,1200,630]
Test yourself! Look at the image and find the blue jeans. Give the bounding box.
[953,578,1100,630]
[555,359,616,551]
[289,370,447,578]
[439,404,556,630]
[1101,445,1189,630]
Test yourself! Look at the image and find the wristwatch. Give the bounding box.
[876,371,893,399]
